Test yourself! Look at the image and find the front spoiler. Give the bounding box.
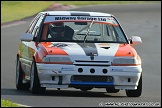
[36,63,142,90]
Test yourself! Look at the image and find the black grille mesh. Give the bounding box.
[71,75,113,82]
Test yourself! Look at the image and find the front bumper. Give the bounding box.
[36,63,142,90]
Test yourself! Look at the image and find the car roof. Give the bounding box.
[39,11,113,17]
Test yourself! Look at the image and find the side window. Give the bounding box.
[26,14,41,34]
[33,27,39,38]
[32,14,45,37]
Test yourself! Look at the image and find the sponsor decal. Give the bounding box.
[90,52,97,60]
[55,16,107,22]
[44,16,117,24]
[61,67,74,71]
[111,68,123,72]
[52,43,69,47]
[52,70,58,74]
[47,43,71,48]
[52,70,62,74]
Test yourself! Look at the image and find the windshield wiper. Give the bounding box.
[83,20,94,45]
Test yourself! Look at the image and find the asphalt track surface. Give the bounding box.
[1,3,161,107]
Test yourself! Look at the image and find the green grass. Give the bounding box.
[54,1,159,6]
[1,1,159,23]
[1,1,55,23]
[1,99,24,107]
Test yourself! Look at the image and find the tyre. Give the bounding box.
[16,57,30,90]
[126,74,142,97]
[106,87,119,93]
[80,87,93,91]
[30,60,46,94]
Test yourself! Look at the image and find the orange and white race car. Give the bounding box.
[16,11,142,97]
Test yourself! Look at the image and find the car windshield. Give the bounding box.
[40,16,128,43]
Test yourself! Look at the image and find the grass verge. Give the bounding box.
[1,1,159,23]
[1,99,24,107]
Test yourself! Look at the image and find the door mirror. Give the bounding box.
[129,36,142,46]
[20,33,34,41]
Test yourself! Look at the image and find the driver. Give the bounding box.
[48,22,65,38]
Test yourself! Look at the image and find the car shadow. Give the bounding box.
[1,88,126,98]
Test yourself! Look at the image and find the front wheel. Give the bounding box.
[106,87,120,93]
[30,60,46,94]
[16,57,30,90]
[126,74,142,97]
[80,87,93,91]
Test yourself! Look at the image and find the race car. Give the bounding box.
[16,11,142,97]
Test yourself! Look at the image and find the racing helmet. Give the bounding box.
[49,22,65,35]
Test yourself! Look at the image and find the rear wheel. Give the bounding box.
[126,74,142,97]
[16,57,30,90]
[30,60,46,94]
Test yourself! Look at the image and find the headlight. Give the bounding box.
[42,55,73,64]
[112,57,140,66]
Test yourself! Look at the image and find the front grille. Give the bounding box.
[75,60,109,63]
[71,75,113,82]
[74,60,111,66]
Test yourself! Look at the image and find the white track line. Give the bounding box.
[1,21,26,28]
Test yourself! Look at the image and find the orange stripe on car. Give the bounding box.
[112,44,141,66]
[40,42,68,55]
[35,42,68,62]
[111,64,139,66]
[115,44,137,57]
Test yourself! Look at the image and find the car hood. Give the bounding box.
[38,42,137,63]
